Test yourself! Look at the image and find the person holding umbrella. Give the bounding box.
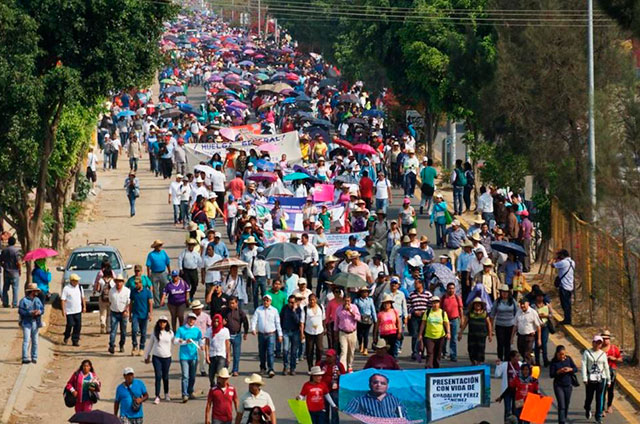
[32,258,51,305]
[18,283,44,364]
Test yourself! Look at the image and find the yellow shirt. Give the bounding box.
[313,142,327,158]
[300,143,310,161]
[422,308,449,339]
[204,200,217,219]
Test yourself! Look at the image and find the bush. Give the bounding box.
[74,174,92,202]
[63,201,82,234]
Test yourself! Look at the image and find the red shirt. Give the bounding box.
[316,360,346,391]
[606,345,621,369]
[441,294,463,320]
[300,381,329,412]
[363,354,400,370]
[359,177,374,199]
[207,384,238,422]
[509,377,539,401]
[228,178,245,200]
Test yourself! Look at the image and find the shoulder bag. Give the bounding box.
[554,262,574,288]
[127,384,142,412]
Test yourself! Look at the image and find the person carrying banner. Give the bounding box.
[343,373,408,419]
[316,349,345,424]
[418,296,450,369]
[297,366,337,424]
[459,297,492,365]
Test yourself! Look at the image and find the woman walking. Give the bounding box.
[354,287,376,356]
[144,316,174,404]
[418,296,450,369]
[549,345,578,424]
[582,335,611,423]
[531,289,553,367]
[160,270,190,331]
[124,171,140,217]
[65,360,101,412]
[430,194,448,248]
[397,198,416,236]
[302,294,325,370]
[204,313,231,388]
[491,285,518,361]
[297,366,335,424]
[374,294,401,357]
[459,297,492,365]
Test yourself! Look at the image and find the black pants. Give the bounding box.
[585,380,606,421]
[554,384,572,424]
[305,333,323,370]
[302,263,314,291]
[182,268,199,300]
[460,271,470,301]
[356,322,372,351]
[517,333,535,361]
[161,158,173,178]
[64,312,82,343]
[425,337,444,368]
[606,368,617,408]
[495,325,513,361]
[463,185,472,211]
[559,288,572,324]
[215,191,225,212]
[382,333,399,357]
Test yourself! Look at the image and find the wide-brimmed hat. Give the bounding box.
[358,286,371,292]
[420,235,429,243]
[346,250,360,259]
[601,330,612,339]
[245,236,257,244]
[474,217,485,225]
[482,258,493,266]
[69,273,81,282]
[244,373,265,385]
[150,239,164,248]
[217,368,231,379]
[401,235,410,243]
[114,274,125,281]
[461,240,474,248]
[374,339,389,350]
[324,255,339,263]
[25,283,40,293]
[381,293,394,304]
[188,222,198,231]
[376,209,386,215]
[470,233,481,242]
[471,297,486,305]
[498,284,511,292]
[309,366,325,376]
[186,238,198,245]
[408,228,418,235]
[431,295,441,302]
[191,300,204,309]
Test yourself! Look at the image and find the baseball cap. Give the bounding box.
[123,367,135,375]
[263,294,272,300]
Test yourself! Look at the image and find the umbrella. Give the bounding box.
[136,107,147,116]
[256,159,276,171]
[163,85,185,93]
[329,272,366,289]
[273,82,292,93]
[23,248,58,262]
[255,73,269,81]
[362,109,385,118]
[68,410,121,424]
[256,84,275,93]
[351,143,377,155]
[257,101,275,111]
[160,78,176,85]
[208,75,223,82]
[303,126,330,142]
[338,93,359,104]
[258,143,279,152]
[334,174,358,184]
[248,172,278,182]
[334,246,369,259]
[261,242,306,262]
[397,247,433,261]
[228,101,247,110]
[346,117,369,126]
[491,241,527,257]
[238,60,254,66]
[318,78,338,88]
[208,258,248,271]
[161,109,181,119]
[428,263,457,285]
[283,172,312,181]
[177,103,202,116]
[116,110,136,118]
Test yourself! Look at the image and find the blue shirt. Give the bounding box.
[32,268,52,294]
[344,391,408,418]
[18,296,44,326]
[129,287,152,319]
[115,379,147,419]
[175,325,202,360]
[146,250,170,273]
[353,297,377,323]
[456,252,474,273]
[502,260,522,286]
[212,241,229,259]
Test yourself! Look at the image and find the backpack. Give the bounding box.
[100,280,111,303]
[586,350,605,382]
[454,168,467,187]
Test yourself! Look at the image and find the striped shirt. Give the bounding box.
[408,290,431,315]
[344,392,408,418]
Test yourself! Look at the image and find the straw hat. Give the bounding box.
[245,236,257,244]
[381,293,394,304]
[244,373,265,385]
[150,239,164,248]
[374,339,389,350]
[217,368,231,379]
[25,283,40,293]
[324,255,339,263]
[309,366,325,376]
[191,300,204,309]
[498,284,511,292]
[69,274,81,282]
[188,222,198,231]
[470,233,481,242]
[186,238,198,245]
[346,250,360,259]
[358,286,371,292]
[408,228,418,235]
[474,217,485,225]
[114,274,125,281]
[471,297,486,305]
[482,258,493,266]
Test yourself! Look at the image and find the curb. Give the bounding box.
[0,364,28,424]
[552,311,640,411]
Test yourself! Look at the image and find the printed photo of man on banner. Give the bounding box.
[339,366,490,424]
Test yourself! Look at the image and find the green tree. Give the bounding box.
[0,0,176,256]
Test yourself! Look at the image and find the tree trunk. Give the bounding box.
[49,181,66,252]
[422,109,440,162]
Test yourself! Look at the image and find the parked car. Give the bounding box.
[56,243,131,306]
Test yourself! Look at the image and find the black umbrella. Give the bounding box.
[69,410,121,424]
[319,78,338,88]
[491,241,527,257]
[303,125,330,142]
[334,246,369,259]
[329,147,349,159]
[338,93,359,104]
[161,109,181,119]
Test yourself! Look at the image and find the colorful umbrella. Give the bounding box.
[208,258,248,271]
[248,172,278,183]
[23,248,58,262]
[351,143,377,155]
[283,172,312,181]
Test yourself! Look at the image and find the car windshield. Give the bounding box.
[67,251,121,271]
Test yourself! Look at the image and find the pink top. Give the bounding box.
[334,304,361,333]
[377,309,399,336]
[325,298,342,324]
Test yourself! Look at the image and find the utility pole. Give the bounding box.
[231,0,235,22]
[587,0,597,219]
[258,0,261,38]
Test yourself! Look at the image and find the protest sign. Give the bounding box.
[425,366,491,422]
[325,232,367,256]
[519,393,553,424]
[313,183,334,202]
[339,366,490,424]
[288,399,312,424]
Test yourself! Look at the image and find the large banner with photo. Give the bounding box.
[263,230,367,256]
[184,130,302,165]
[339,366,490,424]
[255,200,346,233]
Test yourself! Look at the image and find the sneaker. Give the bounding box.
[154,397,160,405]
[119,346,125,353]
[63,338,69,345]
[586,410,592,420]
[189,393,196,400]
[200,371,207,377]
[260,368,267,376]
[22,359,31,364]
[72,342,80,347]
[32,359,37,364]
[268,370,275,378]
[164,394,171,402]
[131,348,138,356]
[182,396,188,403]
[108,346,115,354]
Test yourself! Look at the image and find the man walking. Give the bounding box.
[108,274,131,354]
[280,295,303,375]
[223,296,249,376]
[407,279,431,361]
[129,276,153,356]
[513,298,543,361]
[146,240,171,308]
[61,274,86,347]
[179,238,203,302]
[115,367,148,424]
[205,368,239,424]
[450,159,466,215]
[251,294,283,378]
[0,237,21,308]
[551,249,575,325]
[334,295,361,372]
[440,282,463,361]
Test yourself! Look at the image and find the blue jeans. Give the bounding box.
[152,355,171,398]
[109,312,127,349]
[22,322,39,362]
[253,276,267,310]
[180,359,197,396]
[180,201,189,227]
[230,333,243,373]
[446,317,459,360]
[258,332,275,372]
[131,317,148,350]
[283,330,300,371]
[128,194,136,216]
[534,323,550,365]
[2,272,19,307]
[453,186,464,215]
[375,198,389,215]
[129,157,138,172]
[172,204,181,224]
[103,150,111,169]
[404,173,416,197]
[559,287,572,324]
[435,223,446,247]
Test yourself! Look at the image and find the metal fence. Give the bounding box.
[550,199,638,352]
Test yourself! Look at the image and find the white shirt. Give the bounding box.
[292,288,312,307]
[515,307,543,335]
[144,330,174,359]
[368,262,388,277]
[205,326,230,357]
[301,304,325,335]
[477,192,494,214]
[61,284,84,314]
[169,181,184,205]
[109,286,131,313]
[239,390,275,412]
[301,242,319,264]
[211,169,226,192]
[87,153,98,172]
[375,178,390,200]
[250,305,282,336]
[203,253,222,283]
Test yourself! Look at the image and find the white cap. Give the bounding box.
[123,367,135,375]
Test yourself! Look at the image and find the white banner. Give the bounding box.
[324,232,368,256]
[184,131,302,166]
[426,369,488,422]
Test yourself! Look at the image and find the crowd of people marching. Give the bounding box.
[6,10,625,424]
